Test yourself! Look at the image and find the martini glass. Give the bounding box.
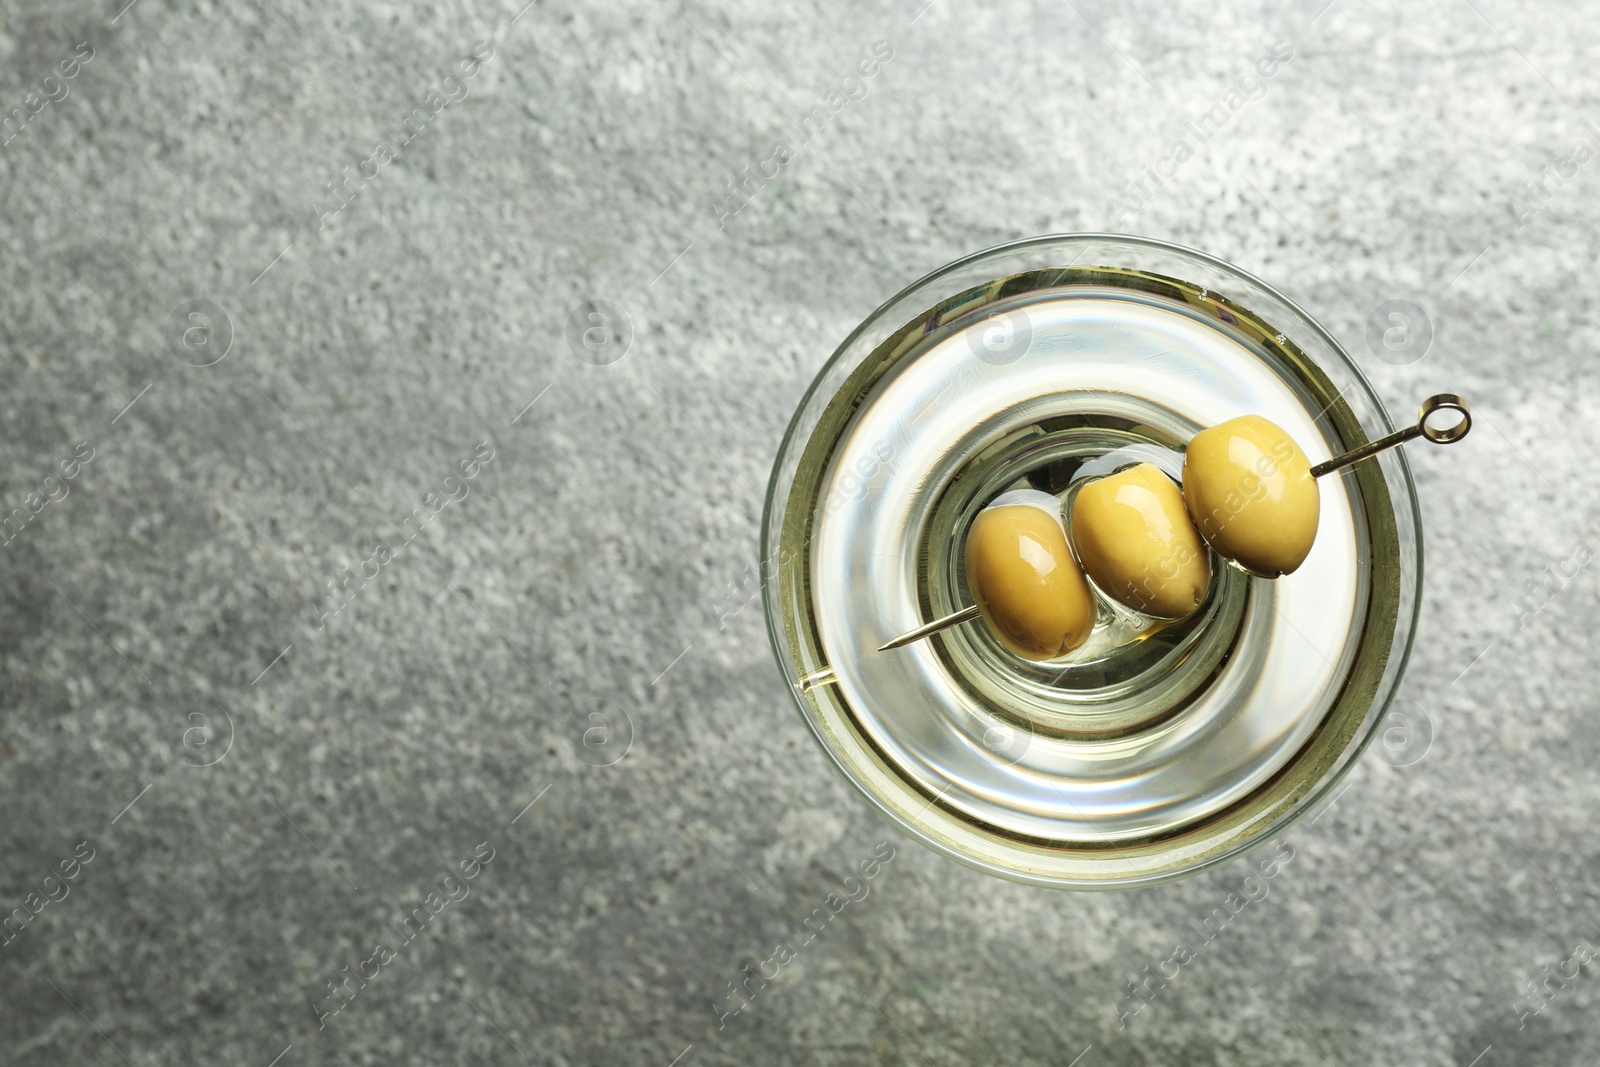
[762,233,1420,889]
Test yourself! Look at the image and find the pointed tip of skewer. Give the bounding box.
[876,603,983,652]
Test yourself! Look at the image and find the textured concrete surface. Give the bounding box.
[0,0,1597,1064]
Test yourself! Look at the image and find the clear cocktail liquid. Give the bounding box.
[782,266,1394,858]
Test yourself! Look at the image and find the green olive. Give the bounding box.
[1181,414,1320,577]
[964,495,1095,660]
[1070,463,1211,619]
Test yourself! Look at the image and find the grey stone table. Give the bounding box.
[0,0,1595,1064]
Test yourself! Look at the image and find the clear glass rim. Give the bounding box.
[761,231,1424,889]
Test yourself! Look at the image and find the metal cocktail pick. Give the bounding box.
[877,393,1472,653]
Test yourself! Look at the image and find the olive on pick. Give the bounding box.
[1181,414,1319,577]
[1070,462,1211,618]
[963,491,1095,661]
